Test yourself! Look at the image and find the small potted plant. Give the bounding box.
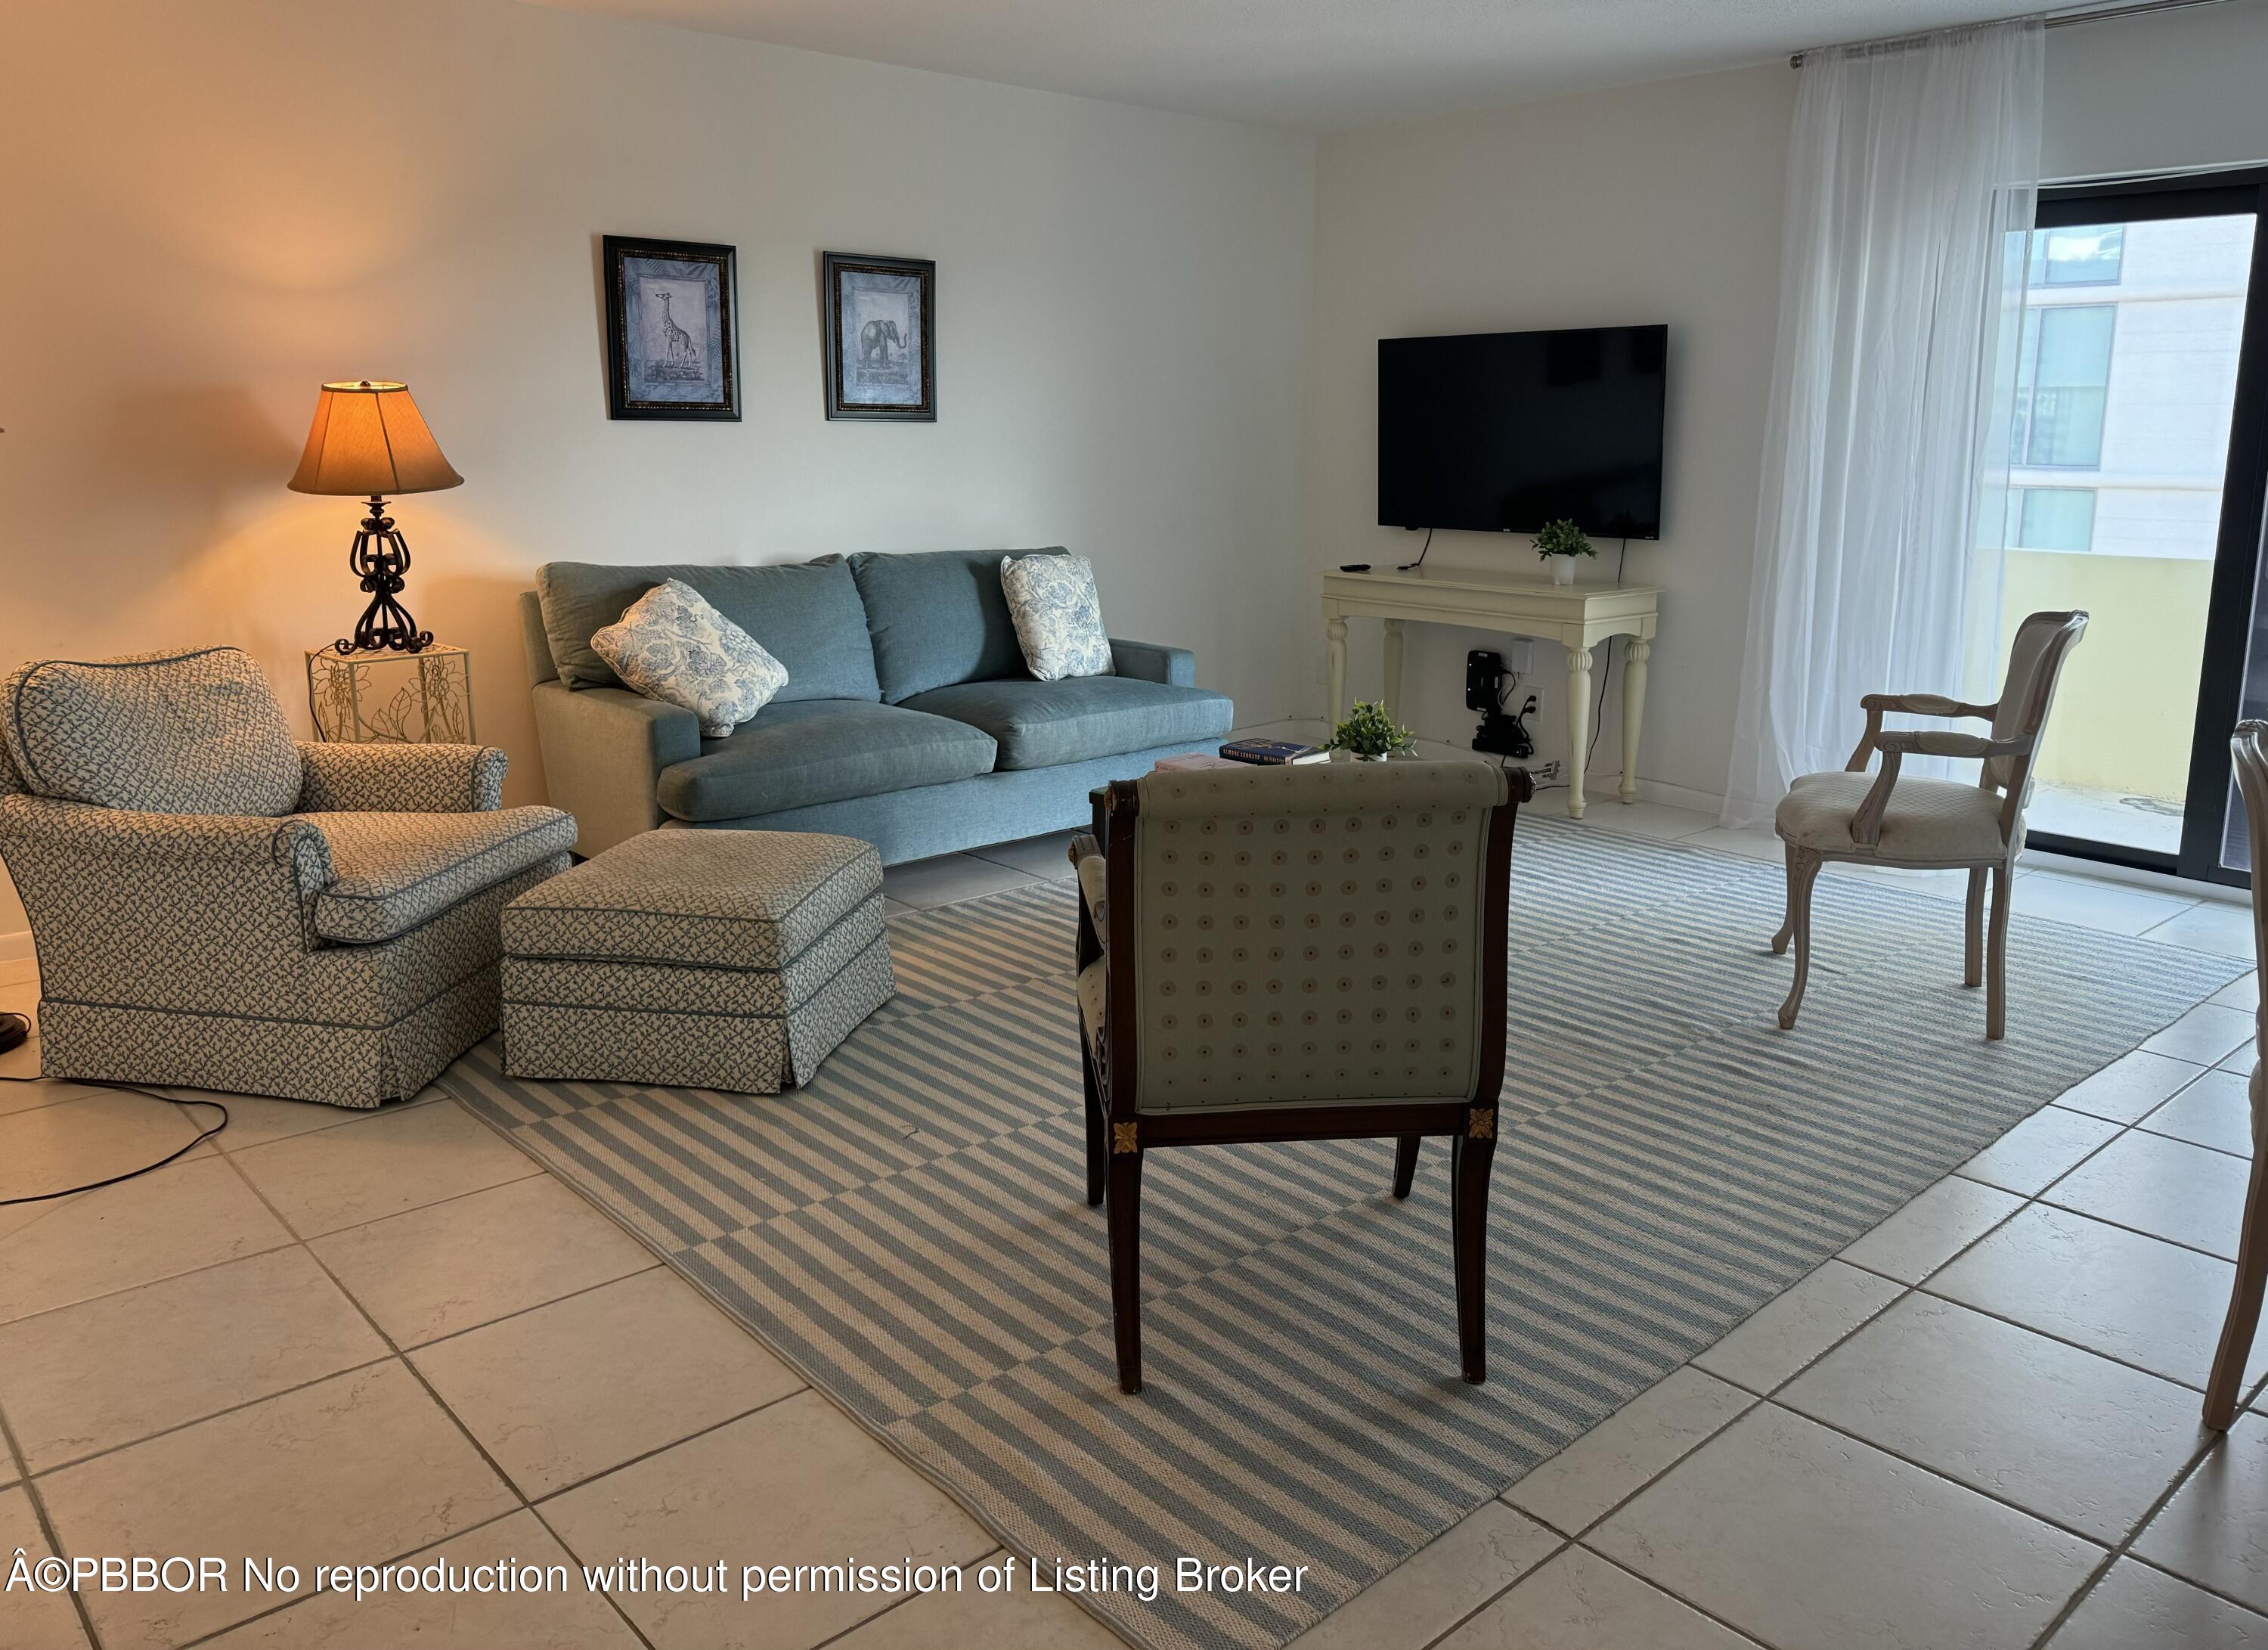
[1329,699,1416,761]
[1534,518,1594,586]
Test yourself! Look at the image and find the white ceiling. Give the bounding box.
[522,0,2034,130]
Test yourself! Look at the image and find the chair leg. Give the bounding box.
[1771,842,1798,955]
[1082,1046,1106,1208]
[1987,862,2012,1041]
[1963,867,1985,989]
[2207,1071,2268,1428]
[1777,848,1823,1031]
[1107,1146,1145,1394]
[2206,1170,2268,1428]
[1451,1131,1495,1384]
[1393,1135,1421,1199]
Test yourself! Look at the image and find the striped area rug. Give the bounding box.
[440,821,2244,1650]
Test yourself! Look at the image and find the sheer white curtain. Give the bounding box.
[1722,18,2044,826]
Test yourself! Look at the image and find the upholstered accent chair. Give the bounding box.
[1770,609,2088,1040]
[0,647,576,1108]
[2206,719,2268,1429]
[1071,758,1527,1394]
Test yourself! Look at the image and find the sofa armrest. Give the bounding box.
[1110,638,1194,687]
[1859,692,1996,719]
[0,795,335,1012]
[1846,692,2003,771]
[529,681,702,858]
[296,743,508,814]
[0,794,330,876]
[1873,730,2028,761]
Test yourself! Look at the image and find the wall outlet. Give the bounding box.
[1529,759,1563,784]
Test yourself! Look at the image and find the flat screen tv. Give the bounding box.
[1377,324,1667,540]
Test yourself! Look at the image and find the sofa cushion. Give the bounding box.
[503,828,882,969]
[655,699,996,823]
[2,647,303,817]
[1001,552,1115,681]
[310,806,578,944]
[538,559,880,703]
[593,578,789,737]
[900,677,1233,771]
[849,547,1067,702]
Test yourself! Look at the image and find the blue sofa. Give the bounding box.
[519,548,1234,863]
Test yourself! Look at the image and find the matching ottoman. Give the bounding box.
[500,830,892,1093]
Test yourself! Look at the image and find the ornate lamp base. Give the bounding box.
[337,495,434,656]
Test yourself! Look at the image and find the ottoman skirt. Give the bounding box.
[500,831,893,1095]
[503,916,892,1093]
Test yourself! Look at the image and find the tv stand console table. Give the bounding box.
[1321,564,1662,819]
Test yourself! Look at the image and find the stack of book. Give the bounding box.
[1151,753,1242,772]
[1218,739,1328,766]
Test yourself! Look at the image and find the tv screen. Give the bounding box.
[1377,324,1667,539]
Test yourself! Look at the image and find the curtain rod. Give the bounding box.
[1789,0,2233,67]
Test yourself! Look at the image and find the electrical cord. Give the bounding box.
[1532,538,1629,795]
[0,1013,231,1205]
[1396,526,1435,572]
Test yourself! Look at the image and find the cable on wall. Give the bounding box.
[1532,538,1629,793]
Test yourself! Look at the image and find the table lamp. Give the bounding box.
[288,380,463,655]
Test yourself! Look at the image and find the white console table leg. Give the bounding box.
[1619,637,1650,805]
[1326,616,1348,724]
[1565,643,1594,819]
[1382,619,1405,726]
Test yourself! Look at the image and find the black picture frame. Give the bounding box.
[823,251,936,422]
[603,234,741,421]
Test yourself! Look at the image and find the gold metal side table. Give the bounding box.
[305,645,476,744]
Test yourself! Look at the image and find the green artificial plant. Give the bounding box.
[1329,699,1416,758]
[1533,519,1595,562]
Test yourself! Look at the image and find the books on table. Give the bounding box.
[1151,753,1243,772]
[1219,739,1328,766]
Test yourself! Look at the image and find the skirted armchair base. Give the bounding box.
[35,858,563,1109]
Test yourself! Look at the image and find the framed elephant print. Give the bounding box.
[603,234,741,421]
[823,251,935,421]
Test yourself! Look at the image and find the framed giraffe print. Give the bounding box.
[822,251,935,422]
[602,235,741,420]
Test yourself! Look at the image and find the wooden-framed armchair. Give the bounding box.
[1070,758,1527,1394]
[1771,609,2088,1040]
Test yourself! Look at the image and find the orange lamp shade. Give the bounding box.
[287,380,463,498]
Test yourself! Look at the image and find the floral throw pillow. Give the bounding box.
[591,578,788,737]
[1000,554,1114,682]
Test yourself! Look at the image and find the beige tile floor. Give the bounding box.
[1,808,2263,1650]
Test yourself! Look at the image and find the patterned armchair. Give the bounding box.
[0,647,576,1107]
[1072,758,1526,1394]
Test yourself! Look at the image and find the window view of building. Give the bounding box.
[2000,213,2256,858]
[2006,216,2254,559]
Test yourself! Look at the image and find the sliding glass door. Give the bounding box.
[2009,169,2268,885]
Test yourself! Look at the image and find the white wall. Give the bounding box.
[2043,0,2268,180]
[0,0,1317,943]
[1300,0,2268,811]
[1300,64,1796,805]
[5,0,2263,952]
